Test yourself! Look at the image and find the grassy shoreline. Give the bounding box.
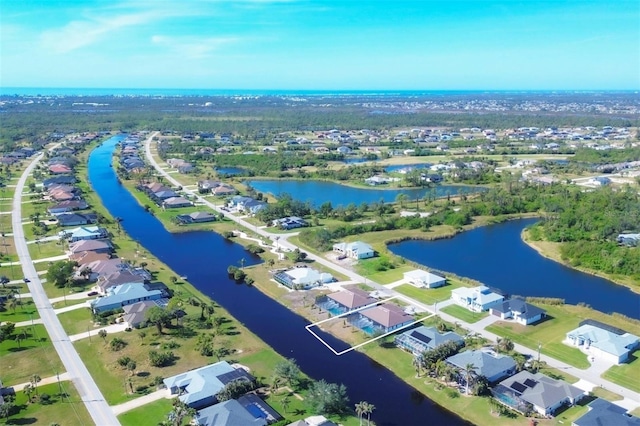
[521,229,639,293]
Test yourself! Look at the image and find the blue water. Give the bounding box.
[246,180,479,208]
[89,135,468,426]
[216,167,245,176]
[389,218,640,318]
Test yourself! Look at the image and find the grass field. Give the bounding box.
[441,304,488,323]
[118,398,174,426]
[0,297,39,323]
[1,324,64,385]
[3,382,94,425]
[602,350,640,393]
[394,280,466,305]
[57,306,94,336]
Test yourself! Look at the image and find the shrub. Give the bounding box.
[149,350,176,367]
[117,356,133,368]
[110,337,127,351]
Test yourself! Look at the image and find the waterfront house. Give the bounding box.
[451,285,504,312]
[272,216,308,230]
[403,269,446,288]
[59,226,108,242]
[364,175,392,186]
[565,322,639,364]
[395,326,464,356]
[97,269,148,294]
[446,349,517,384]
[492,371,584,417]
[68,239,112,255]
[176,211,217,224]
[49,164,72,174]
[47,200,89,214]
[332,241,374,260]
[163,361,255,409]
[90,283,165,314]
[70,251,111,266]
[321,288,377,314]
[489,298,546,325]
[357,303,414,334]
[212,184,237,196]
[273,267,333,289]
[162,196,193,209]
[43,176,76,187]
[195,399,267,426]
[56,213,96,227]
[123,300,167,328]
[573,398,640,426]
[286,416,338,426]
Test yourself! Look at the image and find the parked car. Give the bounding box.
[87,291,98,296]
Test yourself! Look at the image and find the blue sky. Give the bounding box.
[1,0,639,90]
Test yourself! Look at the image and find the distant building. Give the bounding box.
[273,267,333,289]
[617,233,640,247]
[403,270,446,288]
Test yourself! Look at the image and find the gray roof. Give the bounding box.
[498,371,583,411]
[446,349,516,380]
[574,398,640,426]
[397,326,463,351]
[195,399,266,426]
[491,299,545,320]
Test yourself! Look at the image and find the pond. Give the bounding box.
[389,218,640,318]
[246,179,479,207]
[89,135,468,426]
[384,164,432,173]
[215,166,245,176]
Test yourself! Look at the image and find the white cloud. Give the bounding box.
[151,35,238,59]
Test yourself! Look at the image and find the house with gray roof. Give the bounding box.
[489,298,546,325]
[68,239,112,255]
[163,361,255,409]
[122,300,168,328]
[395,326,464,356]
[565,324,639,364]
[195,399,266,426]
[446,349,517,383]
[492,371,584,416]
[176,211,217,224]
[573,398,640,426]
[162,196,192,209]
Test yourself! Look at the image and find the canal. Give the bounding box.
[89,135,468,426]
[389,218,640,319]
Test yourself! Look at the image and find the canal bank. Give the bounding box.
[91,135,470,426]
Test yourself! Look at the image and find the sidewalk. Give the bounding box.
[8,372,71,392]
[69,323,128,342]
[110,389,172,415]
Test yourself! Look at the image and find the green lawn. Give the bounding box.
[485,304,591,369]
[57,306,94,336]
[394,280,463,305]
[27,239,66,261]
[602,350,640,393]
[2,382,94,426]
[118,398,174,426]
[441,304,488,323]
[0,298,39,323]
[1,324,64,385]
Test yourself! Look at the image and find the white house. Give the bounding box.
[273,267,333,289]
[403,269,446,288]
[451,285,504,312]
[565,323,639,364]
[333,241,374,260]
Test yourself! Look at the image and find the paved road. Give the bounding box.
[144,133,640,411]
[12,152,120,425]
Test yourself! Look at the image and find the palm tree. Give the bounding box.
[30,374,41,396]
[496,337,514,353]
[363,402,375,426]
[281,395,291,414]
[23,383,34,403]
[355,401,366,426]
[461,363,476,395]
[412,356,422,377]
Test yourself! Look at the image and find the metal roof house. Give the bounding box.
[565,324,639,364]
[451,285,504,312]
[89,283,165,313]
[195,399,266,426]
[403,269,446,288]
[573,398,640,426]
[273,267,333,289]
[395,326,464,356]
[446,349,517,384]
[492,371,585,417]
[489,299,546,325]
[163,361,255,409]
[332,241,374,260]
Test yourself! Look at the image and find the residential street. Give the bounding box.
[12,152,121,426]
[142,132,640,412]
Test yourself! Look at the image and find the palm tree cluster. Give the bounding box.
[355,401,376,426]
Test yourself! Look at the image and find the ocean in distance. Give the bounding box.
[1,87,635,97]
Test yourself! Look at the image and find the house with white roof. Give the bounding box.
[403,269,446,288]
[565,323,639,364]
[333,241,374,260]
[273,267,333,289]
[451,285,504,312]
[163,361,255,409]
[58,226,108,242]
